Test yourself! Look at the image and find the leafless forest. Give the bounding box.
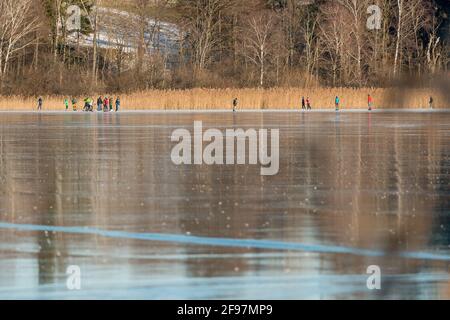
[0,0,449,96]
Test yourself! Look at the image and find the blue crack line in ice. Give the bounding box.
[1,222,450,261]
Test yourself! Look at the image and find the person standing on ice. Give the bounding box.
[83,98,88,111]
[97,96,103,112]
[115,97,120,112]
[37,97,43,111]
[103,96,109,112]
[429,96,434,109]
[301,97,306,110]
[232,98,238,112]
[64,98,69,111]
[306,97,311,110]
[368,94,373,111]
[84,97,93,111]
[335,96,340,111]
[71,97,77,111]
[87,97,94,111]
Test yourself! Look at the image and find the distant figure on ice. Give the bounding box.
[301,97,306,110]
[306,97,312,110]
[335,96,340,111]
[232,98,238,112]
[109,97,113,111]
[84,97,93,112]
[37,97,43,111]
[97,96,103,112]
[83,98,88,111]
[103,96,109,112]
[64,98,69,111]
[71,97,77,111]
[429,96,434,109]
[115,97,120,112]
[368,94,373,111]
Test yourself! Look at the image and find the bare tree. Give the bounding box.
[0,0,40,89]
[366,0,392,81]
[241,11,276,87]
[336,0,370,86]
[132,1,170,66]
[125,0,173,88]
[91,0,101,84]
[132,0,151,71]
[300,6,320,86]
[179,0,230,73]
[100,7,135,89]
[319,1,348,86]
[393,0,404,77]
[53,0,63,61]
[427,20,443,75]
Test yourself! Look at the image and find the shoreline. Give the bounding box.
[0,88,447,111]
[0,109,448,114]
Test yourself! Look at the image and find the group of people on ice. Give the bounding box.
[38,96,121,112]
[300,94,374,111]
[300,94,434,111]
[65,96,121,112]
[38,94,436,111]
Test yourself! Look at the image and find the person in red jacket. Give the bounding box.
[368,94,373,111]
[103,96,109,112]
[306,97,312,110]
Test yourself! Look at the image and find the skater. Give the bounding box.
[103,96,109,112]
[232,98,238,112]
[84,97,93,112]
[368,94,373,111]
[109,97,113,111]
[335,96,340,111]
[306,97,311,110]
[64,98,69,111]
[97,96,103,112]
[115,97,121,112]
[83,98,88,111]
[301,97,306,110]
[429,96,434,109]
[37,97,43,111]
[71,97,77,111]
[88,97,94,112]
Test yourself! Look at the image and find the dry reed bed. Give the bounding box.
[0,88,446,111]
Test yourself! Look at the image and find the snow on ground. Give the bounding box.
[66,7,181,62]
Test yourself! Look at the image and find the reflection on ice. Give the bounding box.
[0,112,449,299]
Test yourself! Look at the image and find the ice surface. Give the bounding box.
[0,112,449,299]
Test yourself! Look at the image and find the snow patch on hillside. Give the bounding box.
[67,7,181,61]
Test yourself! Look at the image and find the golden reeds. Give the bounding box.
[0,88,446,111]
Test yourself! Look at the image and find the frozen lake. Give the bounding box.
[0,111,449,299]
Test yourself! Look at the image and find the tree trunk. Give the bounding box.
[260,52,264,87]
[394,0,403,78]
[34,32,39,71]
[54,0,62,62]
[92,4,99,84]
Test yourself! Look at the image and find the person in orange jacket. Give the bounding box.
[368,94,373,111]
